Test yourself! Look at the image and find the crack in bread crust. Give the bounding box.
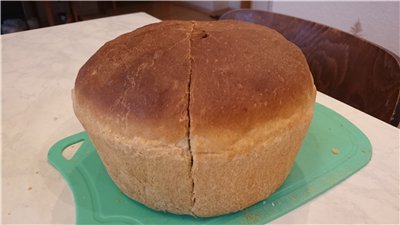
[187,20,196,213]
[73,20,316,217]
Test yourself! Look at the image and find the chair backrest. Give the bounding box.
[221,9,400,126]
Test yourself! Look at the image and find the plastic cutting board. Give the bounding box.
[48,103,372,225]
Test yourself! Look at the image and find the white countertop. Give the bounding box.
[2,12,399,224]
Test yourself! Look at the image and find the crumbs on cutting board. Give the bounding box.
[244,213,260,223]
[27,186,32,191]
[240,212,262,225]
[331,148,341,155]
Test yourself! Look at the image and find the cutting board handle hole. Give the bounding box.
[62,141,83,160]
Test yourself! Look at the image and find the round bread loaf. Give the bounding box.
[72,20,316,217]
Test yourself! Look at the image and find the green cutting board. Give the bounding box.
[48,103,372,225]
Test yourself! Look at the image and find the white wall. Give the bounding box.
[253,1,400,55]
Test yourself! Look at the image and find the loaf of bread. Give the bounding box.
[72,20,316,217]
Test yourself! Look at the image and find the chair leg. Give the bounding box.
[112,1,118,15]
[240,1,252,9]
[44,2,55,26]
[69,1,79,22]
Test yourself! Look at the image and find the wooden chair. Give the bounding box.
[221,9,400,126]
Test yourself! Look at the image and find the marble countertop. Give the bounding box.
[2,12,399,224]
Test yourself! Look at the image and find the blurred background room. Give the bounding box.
[1,1,399,55]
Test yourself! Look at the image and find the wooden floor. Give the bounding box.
[94,1,215,21]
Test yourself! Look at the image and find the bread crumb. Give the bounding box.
[331,148,341,155]
[35,171,39,174]
[244,213,260,222]
[27,187,32,191]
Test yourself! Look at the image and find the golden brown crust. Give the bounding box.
[87,131,193,214]
[73,21,195,215]
[74,21,192,143]
[73,20,316,217]
[190,107,314,216]
[190,20,315,146]
[189,20,315,216]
